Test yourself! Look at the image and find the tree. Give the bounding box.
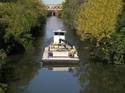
[76,0,123,40]
[0,0,46,55]
[62,0,84,30]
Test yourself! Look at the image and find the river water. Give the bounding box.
[1,16,125,93]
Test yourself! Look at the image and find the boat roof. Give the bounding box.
[53,29,66,33]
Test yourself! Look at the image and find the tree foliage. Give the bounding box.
[76,0,123,40]
[0,0,46,59]
[62,0,84,30]
[0,0,46,92]
[63,0,125,64]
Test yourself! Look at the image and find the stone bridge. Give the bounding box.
[45,4,63,16]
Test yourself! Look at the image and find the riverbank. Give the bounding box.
[62,0,125,64]
[0,0,47,92]
[0,0,47,64]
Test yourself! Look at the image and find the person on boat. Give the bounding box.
[68,48,75,58]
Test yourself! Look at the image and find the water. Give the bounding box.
[1,16,125,93]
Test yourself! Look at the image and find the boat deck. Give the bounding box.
[42,47,79,63]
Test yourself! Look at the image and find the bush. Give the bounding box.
[0,49,6,64]
[0,0,46,55]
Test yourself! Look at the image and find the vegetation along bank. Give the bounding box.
[0,0,47,63]
[62,0,125,64]
[0,0,46,92]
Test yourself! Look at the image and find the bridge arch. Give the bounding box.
[45,4,63,16]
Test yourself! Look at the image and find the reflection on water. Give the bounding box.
[79,64,125,93]
[26,64,80,93]
[0,51,41,93]
[43,66,77,72]
[42,63,80,72]
[0,16,125,93]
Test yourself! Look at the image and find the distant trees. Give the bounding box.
[62,0,77,30]
[62,0,84,30]
[0,0,46,62]
[62,0,125,64]
[0,0,17,2]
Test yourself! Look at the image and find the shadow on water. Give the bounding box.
[79,64,125,93]
[0,51,41,93]
[0,16,125,93]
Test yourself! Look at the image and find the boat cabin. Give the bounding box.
[53,29,66,44]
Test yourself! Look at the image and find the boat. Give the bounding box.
[42,29,79,63]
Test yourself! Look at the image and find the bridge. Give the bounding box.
[46,4,63,11]
[45,4,63,16]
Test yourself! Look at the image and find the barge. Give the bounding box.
[42,29,79,63]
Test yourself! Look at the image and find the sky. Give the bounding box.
[42,0,65,4]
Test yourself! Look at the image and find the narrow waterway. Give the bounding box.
[1,16,125,93]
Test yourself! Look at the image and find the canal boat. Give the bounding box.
[42,29,79,63]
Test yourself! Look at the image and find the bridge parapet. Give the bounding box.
[45,4,63,11]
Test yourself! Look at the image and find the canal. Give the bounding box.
[1,16,125,93]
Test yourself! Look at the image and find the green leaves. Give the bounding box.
[0,88,4,93]
[62,0,80,30]
[63,0,125,64]
[0,49,6,64]
[76,0,123,40]
[0,0,46,55]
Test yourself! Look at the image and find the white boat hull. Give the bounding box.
[42,47,79,62]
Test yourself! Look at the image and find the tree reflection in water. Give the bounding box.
[79,63,125,93]
[0,50,41,93]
